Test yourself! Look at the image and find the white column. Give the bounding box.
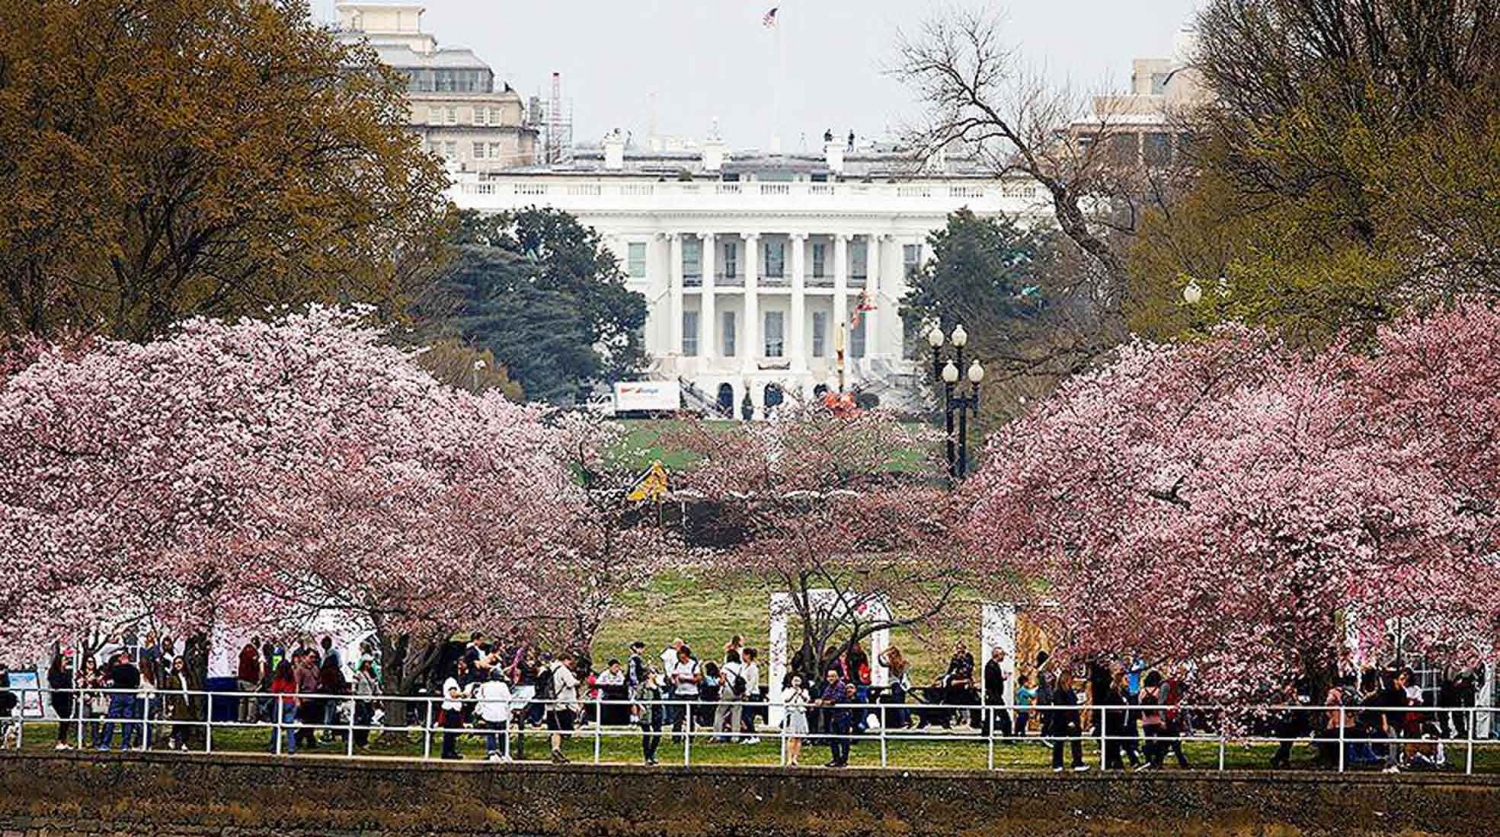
[790,233,807,373]
[865,234,882,358]
[833,234,849,350]
[699,233,716,369]
[668,234,684,358]
[742,233,760,374]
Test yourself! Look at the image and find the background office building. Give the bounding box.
[336,3,539,172]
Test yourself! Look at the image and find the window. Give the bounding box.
[903,244,921,277]
[445,107,458,125]
[426,140,440,155]
[812,312,828,358]
[851,317,867,359]
[764,311,785,358]
[764,240,785,278]
[627,242,648,279]
[1109,133,1138,165]
[1144,133,1171,166]
[902,316,920,360]
[723,241,738,279]
[851,239,868,278]
[812,243,827,278]
[444,141,458,159]
[473,142,486,160]
[721,311,737,357]
[427,106,441,124]
[682,238,702,279]
[682,311,699,356]
[489,142,504,161]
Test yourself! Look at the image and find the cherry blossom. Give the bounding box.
[965,310,1500,703]
[0,307,577,690]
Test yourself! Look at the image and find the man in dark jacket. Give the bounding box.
[982,648,1013,739]
[98,651,141,750]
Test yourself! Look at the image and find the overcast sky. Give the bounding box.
[318,1,1202,149]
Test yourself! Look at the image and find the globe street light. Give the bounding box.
[929,324,983,482]
[1182,280,1203,305]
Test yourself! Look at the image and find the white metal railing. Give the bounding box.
[1,688,1493,774]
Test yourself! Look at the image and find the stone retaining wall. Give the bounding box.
[1,752,1497,837]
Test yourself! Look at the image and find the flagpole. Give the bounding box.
[772,9,784,153]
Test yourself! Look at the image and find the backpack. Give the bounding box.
[727,666,747,698]
[533,664,554,702]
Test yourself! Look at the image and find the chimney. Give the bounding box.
[603,130,625,170]
[824,140,845,175]
[702,138,728,173]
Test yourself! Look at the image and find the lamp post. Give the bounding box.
[928,324,985,481]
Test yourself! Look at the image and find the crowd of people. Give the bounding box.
[0,631,1491,774]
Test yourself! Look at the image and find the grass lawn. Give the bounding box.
[589,569,986,685]
[12,719,1499,774]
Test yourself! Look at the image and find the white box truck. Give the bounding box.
[609,380,681,417]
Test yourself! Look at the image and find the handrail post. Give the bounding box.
[76,690,84,750]
[1466,706,1475,775]
[140,692,150,752]
[347,696,356,757]
[880,709,889,768]
[593,695,602,765]
[987,705,995,771]
[422,698,433,760]
[1217,727,1226,772]
[274,697,284,756]
[205,692,214,754]
[684,701,693,767]
[1098,706,1107,770]
[1337,707,1345,773]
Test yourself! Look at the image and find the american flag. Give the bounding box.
[762,7,778,28]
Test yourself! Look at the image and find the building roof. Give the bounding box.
[368,42,491,71]
[503,144,994,181]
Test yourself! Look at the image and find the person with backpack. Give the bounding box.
[626,641,649,702]
[636,666,666,766]
[714,649,746,742]
[546,652,581,764]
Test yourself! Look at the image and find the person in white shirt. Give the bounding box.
[474,669,514,761]
[660,639,683,683]
[781,675,811,766]
[668,646,702,737]
[740,647,762,745]
[714,650,745,742]
[547,653,581,763]
[439,659,470,760]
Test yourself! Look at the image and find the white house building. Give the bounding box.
[449,135,1050,417]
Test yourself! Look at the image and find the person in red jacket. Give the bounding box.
[237,638,262,724]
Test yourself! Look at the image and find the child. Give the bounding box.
[1014,674,1037,737]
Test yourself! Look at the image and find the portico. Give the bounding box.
[450,141,1052,416]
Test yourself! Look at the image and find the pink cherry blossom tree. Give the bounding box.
[965,311,1500,704]
[667,403,964,676]
[0,307,578,697]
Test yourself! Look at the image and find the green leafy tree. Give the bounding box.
[901,209,1097,430]
[0,0,450,340]
[1130,0,1500,345]
[420,209,647,405]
